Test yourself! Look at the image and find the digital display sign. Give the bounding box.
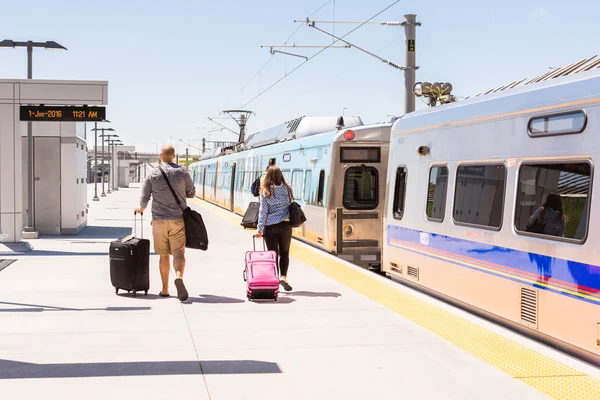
[20,105,106,122]
[408,39,415,52]
[340,147,381,163]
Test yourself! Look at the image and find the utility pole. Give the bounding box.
[402,14,420,114]
[299,14,420,114]
[185,147,189,170]
[93,122,99,201]
[220,110,255,145]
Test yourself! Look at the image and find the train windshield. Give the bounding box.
[343,166,378,210]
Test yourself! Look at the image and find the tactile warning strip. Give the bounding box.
[192,198,600,399]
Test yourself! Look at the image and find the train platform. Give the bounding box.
[0,185,599,399]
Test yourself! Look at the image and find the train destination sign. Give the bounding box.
[19,105,106,122]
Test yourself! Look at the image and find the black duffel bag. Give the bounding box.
[284,183,306,228]
[159,166,208,251]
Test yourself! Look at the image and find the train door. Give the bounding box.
[334,144,388,272]
[230,163,236,212]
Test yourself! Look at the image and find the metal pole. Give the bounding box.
[185,147,189,170]
[403,14,418,114]
[202,138,206,155]
[107,140,112,194]
[101,132,106,196]
[116,150,119,189]
[239,114,246,143]
[112,145,118,191]
[93,123,99,201]
[23,42,36,236]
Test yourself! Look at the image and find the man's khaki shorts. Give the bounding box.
[152,219,186,256]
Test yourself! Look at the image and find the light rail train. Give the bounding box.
[189,68,600,365]
[189,116,392,271]
[383,69,600,365]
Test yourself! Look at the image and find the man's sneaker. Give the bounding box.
[174,278,188,302]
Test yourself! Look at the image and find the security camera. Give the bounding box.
[417,145,430,156]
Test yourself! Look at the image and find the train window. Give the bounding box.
[343,166,378,210]
[426,166,448,221]
[453,165,506,229]
[304,171,312,202]
[292,170,303,200]
[282,169,291,183]
[393,167,407,219]
[514,162,591,242]
[528,110,586,137]
[235,169,242,190]
[317,170,325,206]
[283,153,291,162]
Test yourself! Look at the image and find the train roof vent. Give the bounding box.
[244,119,296,149]
[464,55,600,99]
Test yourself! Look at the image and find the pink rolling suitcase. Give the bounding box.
[244,236,279,301]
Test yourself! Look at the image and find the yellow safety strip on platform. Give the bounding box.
[192,198,600,400]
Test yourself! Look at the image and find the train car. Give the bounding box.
[383,68,600,365]
[190,115,392,271]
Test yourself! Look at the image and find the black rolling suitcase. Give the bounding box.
[241,202,260,229]
[109,211,150,297]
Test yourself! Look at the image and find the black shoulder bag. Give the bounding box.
[158,165,208,251]
[284,183,306,228]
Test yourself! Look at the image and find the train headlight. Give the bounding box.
[413,82,423,96]
[343,224,354,236]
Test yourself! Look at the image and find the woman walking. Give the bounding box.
[255,165,294,291]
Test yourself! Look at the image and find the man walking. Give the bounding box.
[135,145,195,301]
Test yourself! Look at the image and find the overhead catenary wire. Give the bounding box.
[307,22,405,70]
[238,0,402,109]
[294,20,403,25]
[267,34,405,114]
[222,0,333,110]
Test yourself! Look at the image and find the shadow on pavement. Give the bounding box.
[185,294,245,304]
[51,225,133,239]
[0,359,281,379]
[282,291,341,298]
[0,301,151,312]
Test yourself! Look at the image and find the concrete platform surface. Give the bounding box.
[0,184,596,399]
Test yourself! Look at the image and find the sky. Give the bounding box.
[0,0,597,154]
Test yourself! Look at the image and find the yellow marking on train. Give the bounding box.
[191,197,600,399]
[394,96,600,135]
[392,242,600,303]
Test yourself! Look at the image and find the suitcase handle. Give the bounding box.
[134,211,144,238]
[252,235,265,251]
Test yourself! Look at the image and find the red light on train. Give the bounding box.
[344,130,355,140]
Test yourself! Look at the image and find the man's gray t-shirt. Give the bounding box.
[140,162,195,220]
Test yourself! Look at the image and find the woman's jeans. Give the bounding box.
[263,221,292,277]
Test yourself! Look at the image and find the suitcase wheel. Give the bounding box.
[132,291,137,298]
[144,290,148,296]
[115,288,119,295]
[274,296,278,301]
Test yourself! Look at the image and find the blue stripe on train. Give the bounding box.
[387,225,600,304]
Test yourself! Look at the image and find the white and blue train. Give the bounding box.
[383,68,600,365]
[189,116,392,271]
[189,68,600,365]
